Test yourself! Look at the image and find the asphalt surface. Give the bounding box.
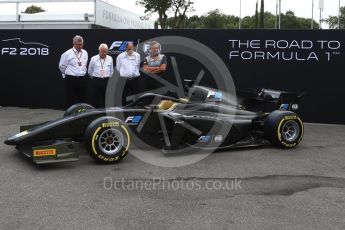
[1,107,345,230]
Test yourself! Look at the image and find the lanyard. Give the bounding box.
[99,56,106,70]
[73,49,82,64]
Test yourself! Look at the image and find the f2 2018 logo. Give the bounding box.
[1,38,49,56]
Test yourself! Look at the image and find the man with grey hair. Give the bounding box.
[143,41,167,74]
[143,41,167,91]
[88,43,114,108]
[59,35,89,108]
[116,42,141,104]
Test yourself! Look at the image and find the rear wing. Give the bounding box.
[238,89,305,113]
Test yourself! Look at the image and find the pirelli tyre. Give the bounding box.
[264,110,304,149]
[84,117,130,163]
[64,103,94,117]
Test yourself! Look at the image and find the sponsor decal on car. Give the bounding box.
[284,115,297,120]
[125,116,142,124]
[291,104,299,111]
[33,149,56,157]
[77,108,87,113]
[198,135,212,143]
[279,104,289,110]
[102,122,119,128]
[206,91,222,102]
[214,135,223,143]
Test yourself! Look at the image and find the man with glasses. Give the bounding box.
[116,42,141,105]
[88,43,114,108]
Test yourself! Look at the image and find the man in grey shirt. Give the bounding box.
[142,41,168,92]
[143,41,167,74]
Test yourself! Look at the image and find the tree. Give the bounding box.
[201,9,227,29]
[281,10,299,28]
[259,0,264,28]
[255,0,259,28]
[325,6,345,29]
[137,0,170,29]
[136,0,194,29]
[280,10,319,29]
[184,9,239,29]
[184,15,202,28]
[22,5,45,14]
[171,0,194,28]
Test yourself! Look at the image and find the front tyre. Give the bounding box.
[84,117,130,163]
[264,110,304,149]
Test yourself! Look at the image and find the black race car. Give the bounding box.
[4,83,304,164]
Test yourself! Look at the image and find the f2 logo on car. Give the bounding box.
[198,135,211,143]
[125,116,142,124]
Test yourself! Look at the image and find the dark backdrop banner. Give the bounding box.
[0,29,344,124]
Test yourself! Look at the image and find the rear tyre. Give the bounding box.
[84,117,130,164]
[64,103,94,117]
[264,110,304,149]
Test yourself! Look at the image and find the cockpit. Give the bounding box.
[124,93,189,111]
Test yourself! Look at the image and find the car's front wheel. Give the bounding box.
[264,110,304,149]
[84,117,130,163]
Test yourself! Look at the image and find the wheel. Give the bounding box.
[64,103,94,117]
[84,116,130,163]
[264,110,304,149]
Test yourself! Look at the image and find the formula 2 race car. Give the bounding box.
[4,82,305,164]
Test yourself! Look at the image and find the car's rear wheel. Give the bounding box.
[64,103,94,117]
[264,110,304,149]
[84,117,130,163]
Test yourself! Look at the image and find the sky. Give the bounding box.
[0,0,342,28]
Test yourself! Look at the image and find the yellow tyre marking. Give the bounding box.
[92,127,102,155]
[277,117,286,141]
[297,117,304,138]
[121,125,131,152]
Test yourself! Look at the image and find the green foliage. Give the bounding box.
[137,0,319,29]
[280,10,319,29]
[136,0,194,29]
[184,9,318,29]
[184,9,239,29]
[22,5,45,14]
[325,6,345,29]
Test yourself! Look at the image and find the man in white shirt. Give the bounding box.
[116,42,142,104]
[59,35,89,108]
[88,43,114,108]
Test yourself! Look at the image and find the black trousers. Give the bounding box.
[120,77,144,106]
[64,75,88,109]
[92,77,109,108]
